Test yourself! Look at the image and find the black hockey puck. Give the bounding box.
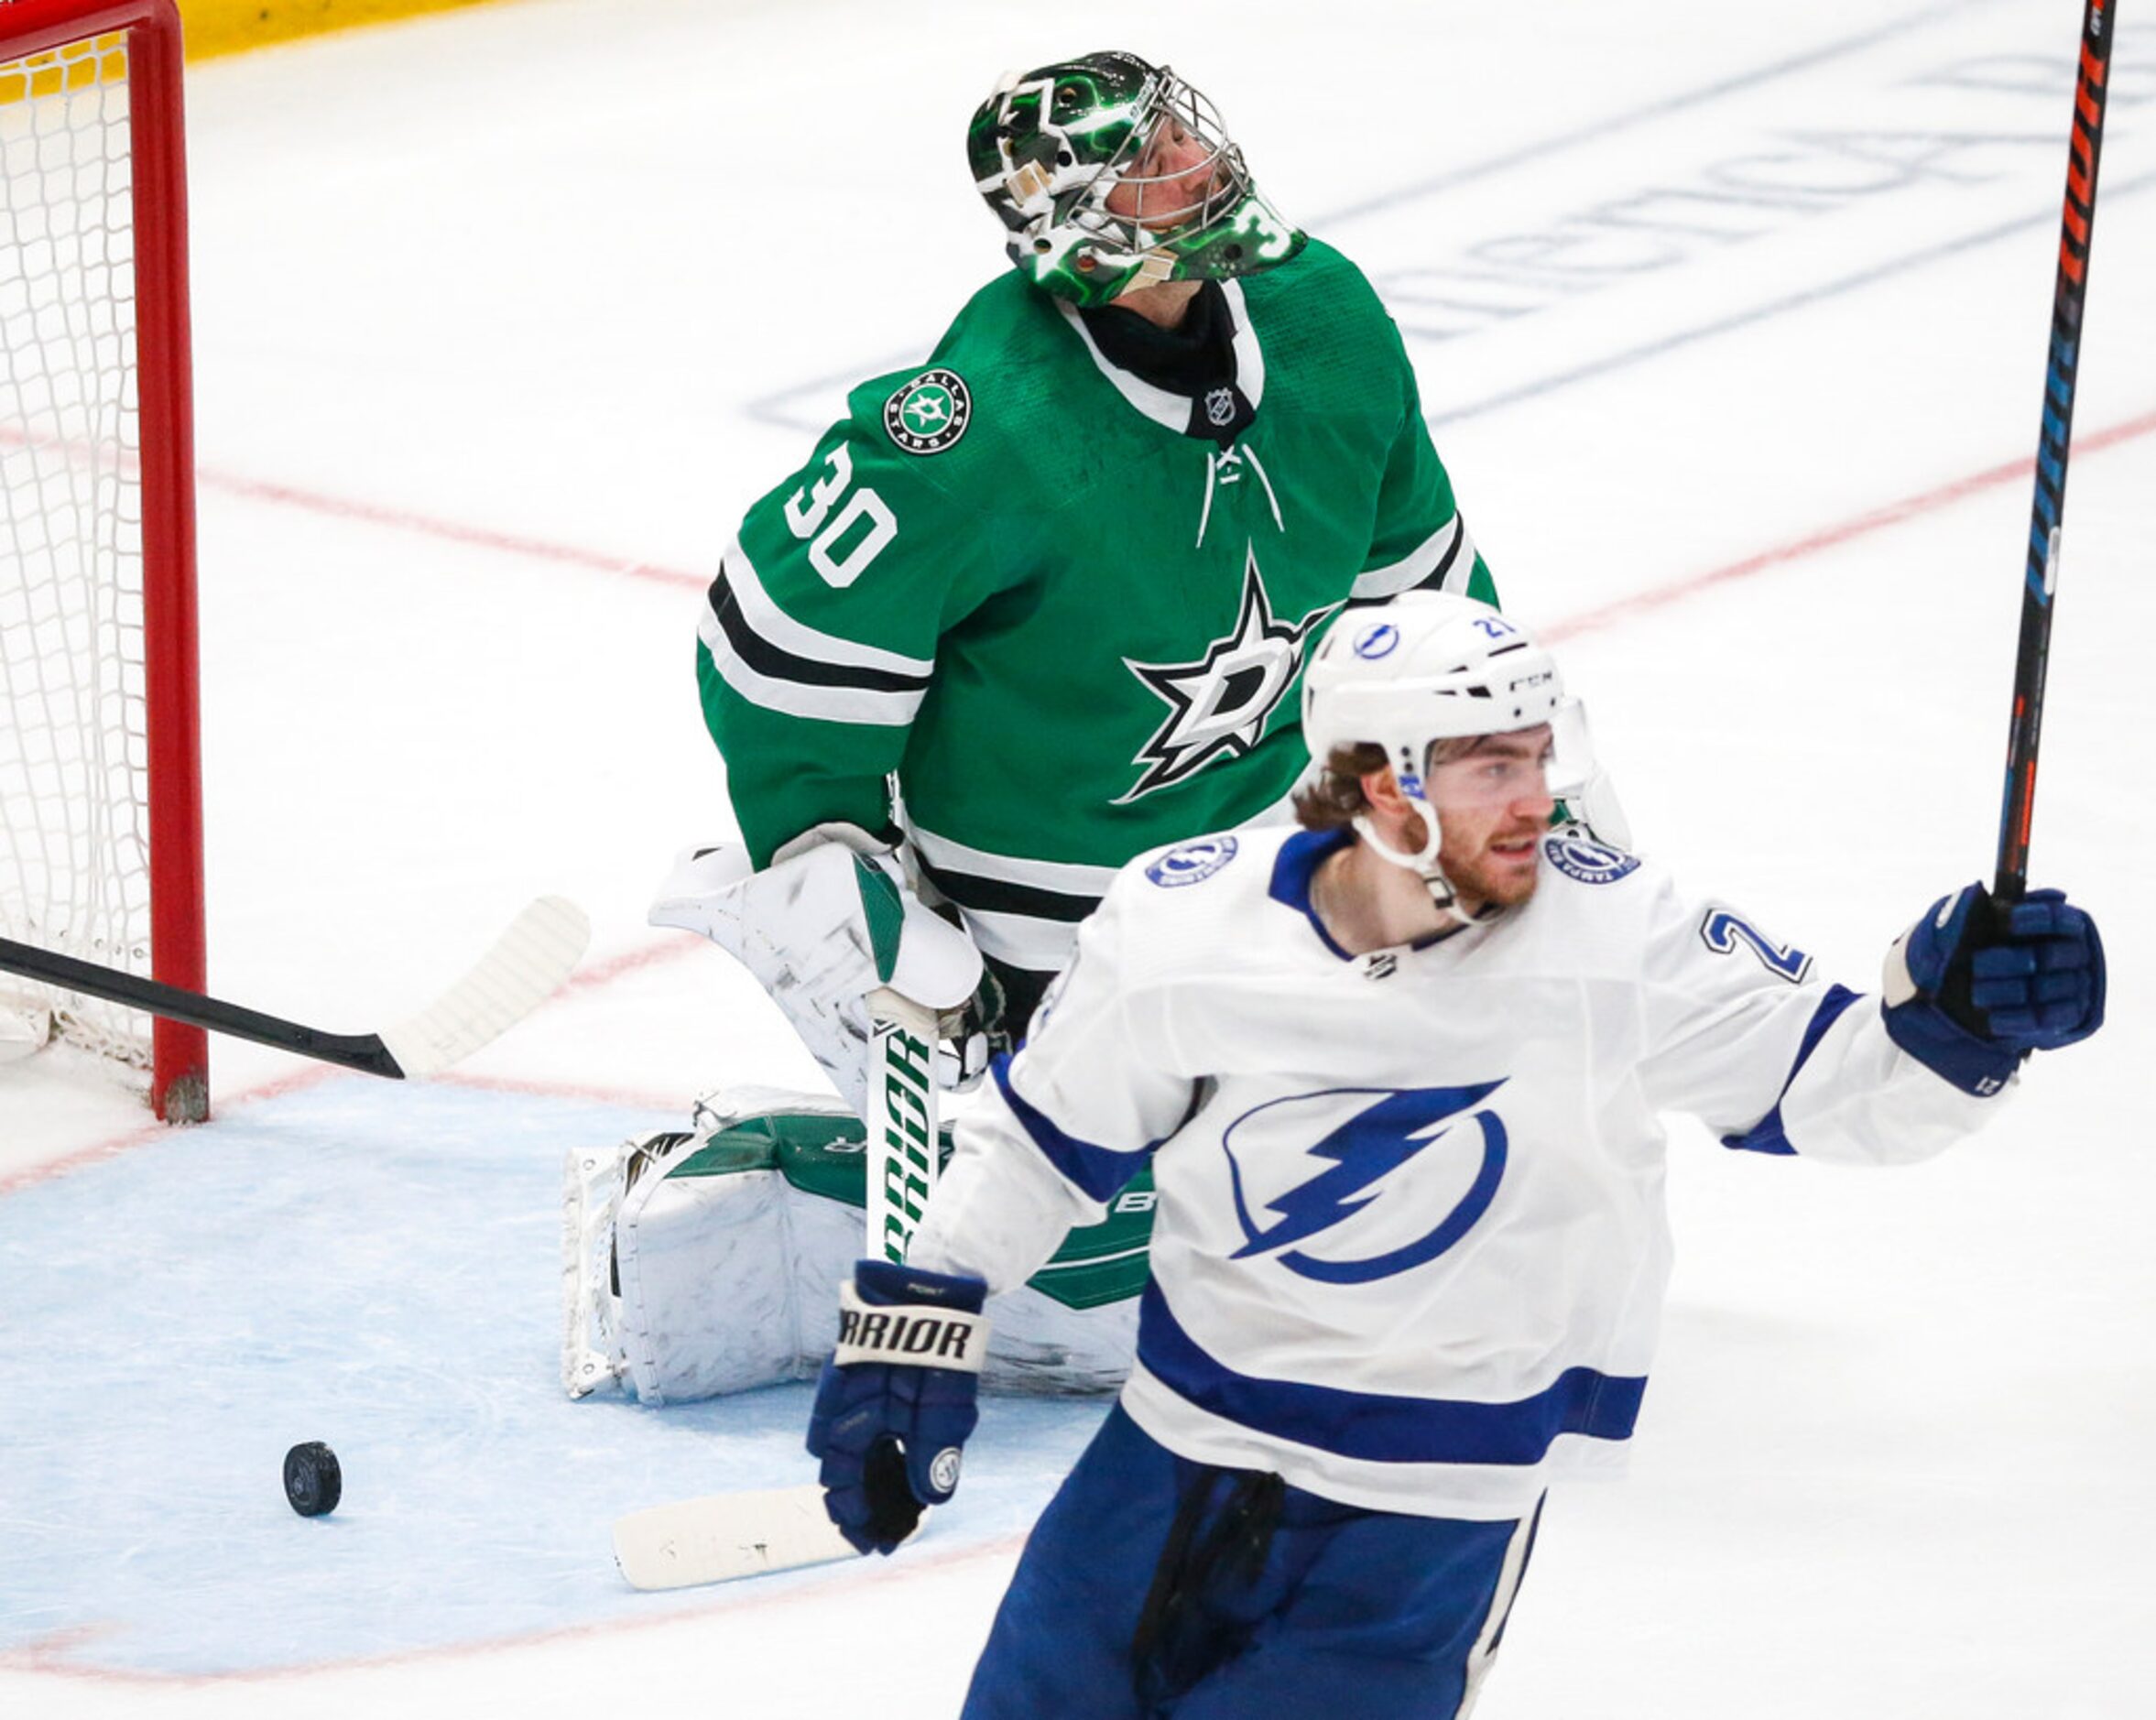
[283,1442,343,1517]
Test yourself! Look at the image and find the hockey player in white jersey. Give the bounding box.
[803,591,2107,1718]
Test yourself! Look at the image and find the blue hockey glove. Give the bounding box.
[805,1258,988,1555]
[1883,883,2106,1095]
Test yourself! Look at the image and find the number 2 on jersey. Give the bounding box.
[1700,909,1813,983]
[782,443,898,588]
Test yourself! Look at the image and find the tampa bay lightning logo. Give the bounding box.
[1543,836,1639,885]
[1352,621,1399,659]
[1223,1083,1508,1285]
[1146,836,1238,887]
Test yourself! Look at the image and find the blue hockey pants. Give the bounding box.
[961,1404,1541,1719]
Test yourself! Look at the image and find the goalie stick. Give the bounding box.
[0,896,590,1081]
[1993,0,2115,903]
[611,985,945,1592]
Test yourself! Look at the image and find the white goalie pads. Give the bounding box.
[561,1088,1138,1404]
[648,833,983,1114]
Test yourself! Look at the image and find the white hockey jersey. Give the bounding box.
[907,825,2007,1519]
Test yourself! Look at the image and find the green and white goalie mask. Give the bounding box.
[967,50,1306,309]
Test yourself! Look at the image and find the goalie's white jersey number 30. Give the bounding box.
[783,444,898,589]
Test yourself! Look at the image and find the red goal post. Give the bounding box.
[0,0,206,1120]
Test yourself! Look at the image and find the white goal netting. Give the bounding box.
[0,30,155,1076]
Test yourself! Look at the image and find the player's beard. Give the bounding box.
[1432,813,1546,911]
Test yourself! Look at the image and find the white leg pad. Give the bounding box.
[583,1088,1142,1403]
[615,1154,812,1403]
[561,1139,631,1400]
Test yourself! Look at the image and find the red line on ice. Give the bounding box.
[1544,407,2156,642]
[0,1531,1028,1686]
[196,466,710,593]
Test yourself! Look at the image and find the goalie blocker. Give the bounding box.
[562,1087,1148,1403]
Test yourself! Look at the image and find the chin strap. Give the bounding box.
[1350,810,1470,924]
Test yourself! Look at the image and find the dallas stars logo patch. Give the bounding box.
[1116,546,1338,803]
[884,368,971,455]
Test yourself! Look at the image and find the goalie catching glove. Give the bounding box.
[649,827,992,1111]
[805,1259,988,1555]
[1883,883,2105,1095]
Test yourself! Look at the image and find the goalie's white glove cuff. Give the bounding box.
[648,835,984,1112]
[770,821,893,866]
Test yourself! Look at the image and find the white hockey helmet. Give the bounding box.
[1301,593,1592,897]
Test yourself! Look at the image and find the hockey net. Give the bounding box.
[0,0,205,1120]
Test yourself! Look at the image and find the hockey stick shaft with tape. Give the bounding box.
[1994,0,2116,902]
[865,985,941,1262]
[0,896,589,1079]
[608,986,945,1590]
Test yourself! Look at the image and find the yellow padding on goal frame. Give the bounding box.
[180,1,514,61]
[0,35,127,105]
[0,4,515,90]
[0,1,521,81]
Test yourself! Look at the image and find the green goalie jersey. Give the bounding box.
[699,238,1496,975]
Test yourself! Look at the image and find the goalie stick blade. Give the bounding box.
[376,896,591,1078]
[612,1483,882,1591]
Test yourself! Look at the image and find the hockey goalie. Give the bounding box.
[562,47,1545,1408]
[561,838,1148,1404]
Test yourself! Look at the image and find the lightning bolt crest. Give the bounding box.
[1225,1082,1509,1284]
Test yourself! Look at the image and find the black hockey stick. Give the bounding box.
[1994,0,2116,902]
[0,897,588,1080]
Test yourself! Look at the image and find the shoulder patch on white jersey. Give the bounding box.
[1146,835,1239,888]
[1543,835,1639,886]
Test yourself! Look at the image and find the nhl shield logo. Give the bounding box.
[884,369,972,454]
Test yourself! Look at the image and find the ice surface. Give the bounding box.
[2,0,2151,1715]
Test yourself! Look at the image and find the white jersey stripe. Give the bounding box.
[946,902,1085,974]
[1219,279,1267,408]
[699,605,925,727]
[909,799,1303,974]
[907,822,1123,897]
[1458,1501,1541,1717]
[719,538,936,678]
[1349,516,1469,602]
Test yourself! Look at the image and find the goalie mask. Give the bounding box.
[1301,593,1597,910]
[966,51,1307,309]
